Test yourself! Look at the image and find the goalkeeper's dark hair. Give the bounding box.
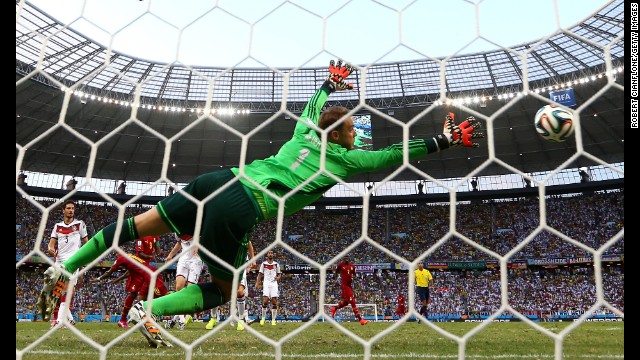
[318,106,350,131]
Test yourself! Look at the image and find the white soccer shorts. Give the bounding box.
[176,258,204,284]
[262,283,279,298]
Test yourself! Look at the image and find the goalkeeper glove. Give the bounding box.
[428,112,484,152]
[442,112,484,148]
[324,59,355,92]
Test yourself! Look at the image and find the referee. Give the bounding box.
[414,261,434,321]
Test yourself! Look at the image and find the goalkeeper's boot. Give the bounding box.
[245,317,256,326]
[236,319,245,331]
[359,319,369,325]
[260,318,265,326]
[205,317,216,330]
[37,264,67,322]
[128,301,172,348]
[185,314,193,326]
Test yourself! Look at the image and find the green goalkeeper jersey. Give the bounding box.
[231,84,430,219]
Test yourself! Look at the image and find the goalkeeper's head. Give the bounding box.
[342,255,351,264]
[319,107,357,150]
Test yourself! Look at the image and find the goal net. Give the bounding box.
[323,304,378,322]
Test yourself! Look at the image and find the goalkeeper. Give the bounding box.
[37,59,483,347]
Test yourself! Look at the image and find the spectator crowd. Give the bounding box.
[16,190,623,321]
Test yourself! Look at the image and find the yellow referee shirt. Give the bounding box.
[414,268,433,287]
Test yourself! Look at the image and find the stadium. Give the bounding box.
[17,1,623,360]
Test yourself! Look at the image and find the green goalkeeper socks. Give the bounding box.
[62,218,139,273]
[144,283,226,317]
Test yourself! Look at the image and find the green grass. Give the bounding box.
[16,320,624,360]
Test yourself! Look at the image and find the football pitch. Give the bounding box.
[17,321,623,360]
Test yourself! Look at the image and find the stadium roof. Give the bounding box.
[16,0,625,184]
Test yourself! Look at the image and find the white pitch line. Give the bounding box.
[23,350,625,359]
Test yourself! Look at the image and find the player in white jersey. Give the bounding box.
[164,233,204,330]
[255,250,281,326]
[44,200,88,327]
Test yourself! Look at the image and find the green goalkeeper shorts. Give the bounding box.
[156,169,263,283]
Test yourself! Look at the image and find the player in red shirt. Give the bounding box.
[92,253,168,331]
[395,294,406,317]
[330,255,368,325]
[135,235,161,265]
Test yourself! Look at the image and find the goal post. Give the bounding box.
[323,304,378,322]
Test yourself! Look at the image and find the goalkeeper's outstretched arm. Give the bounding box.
[295,59,357,136]
[341,112,485,175]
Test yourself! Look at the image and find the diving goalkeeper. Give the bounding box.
[37,59,483,347]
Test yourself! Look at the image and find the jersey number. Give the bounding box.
[290,149,310,171]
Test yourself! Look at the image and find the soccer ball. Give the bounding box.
[534,104,574,142]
